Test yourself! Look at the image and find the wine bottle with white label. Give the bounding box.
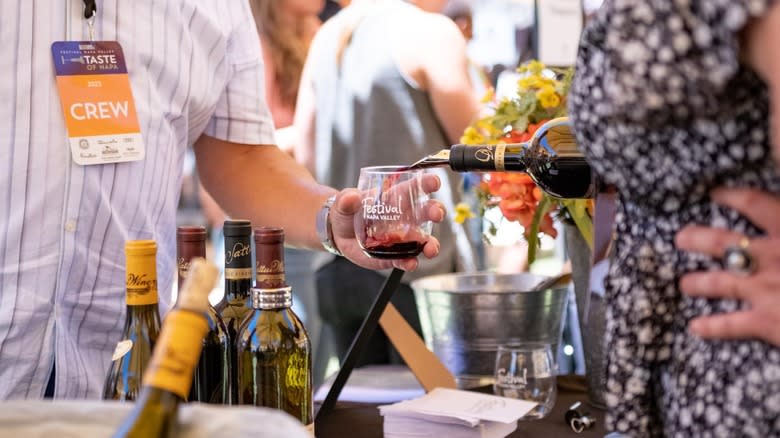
[112,258,219,438]
[103,240,162,401]
[534,0,584,67]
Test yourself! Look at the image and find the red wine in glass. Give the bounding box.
[362,233,425,259]
[355,166,432,260]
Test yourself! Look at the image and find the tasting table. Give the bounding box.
[315,375,606,438]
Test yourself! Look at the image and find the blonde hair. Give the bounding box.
[250,0,311,107]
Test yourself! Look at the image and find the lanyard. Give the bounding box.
[82,0,96,19]
[82,0,97,40]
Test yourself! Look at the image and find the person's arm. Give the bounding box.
[193,135,444,271]
[743,2,780,159]
[400,13,479,144]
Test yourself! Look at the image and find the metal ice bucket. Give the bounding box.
[410,272,568,388]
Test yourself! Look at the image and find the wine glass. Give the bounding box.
[493,343,557,419]
[354,166,432,259]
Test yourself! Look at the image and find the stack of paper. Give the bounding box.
[379,388,537,438]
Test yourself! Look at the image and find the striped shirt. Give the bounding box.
[0,0,275,399]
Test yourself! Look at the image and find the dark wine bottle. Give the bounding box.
[112,259,219,438]
[237,227,313,433]
[103,240,162,401]
[409,117,594,199]
[214,219,253,404]
[177,226,230,404]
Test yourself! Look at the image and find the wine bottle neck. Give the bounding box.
[251,286,292,310]
[123,303,160,334]
[224,279,252,303]
[449,143,528,172]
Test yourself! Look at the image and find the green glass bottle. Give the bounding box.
[214,219,253,404]
[177,226,230,404]
[103,240,162,401]
[112,259,218,438]
[236,227,313,434]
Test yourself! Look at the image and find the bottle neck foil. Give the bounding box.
[250,286,293,310]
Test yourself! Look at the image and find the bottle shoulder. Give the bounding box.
[236,309,310,352]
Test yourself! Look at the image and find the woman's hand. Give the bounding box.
[329,174,445,272]
[675,188,780,347]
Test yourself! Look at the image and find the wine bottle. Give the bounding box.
[236,227,313,434]
[409,117,594,199]
[214,219,253,404]
[112,258,219,438]
[177,226,231,404]
[103,240,162,401]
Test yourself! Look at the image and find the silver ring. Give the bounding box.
[723,237,755,275]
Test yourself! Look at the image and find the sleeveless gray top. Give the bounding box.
[309,1,474,279]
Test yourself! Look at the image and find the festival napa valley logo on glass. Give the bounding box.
[362,197,404,221]
[225,241,252,279]
[496,367,528,388]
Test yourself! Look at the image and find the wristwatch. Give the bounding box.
[316,195,342,256]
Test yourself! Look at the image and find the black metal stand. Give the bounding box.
[315,268,405,420]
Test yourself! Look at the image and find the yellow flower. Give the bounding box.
[536,85,561,109]
[518,60,546,76]
[460,126,486,145]
[518,74,557,91]
[453,202,476,224]
[518,75,538,90]
[480,87,495,104]
[527,60,545,75]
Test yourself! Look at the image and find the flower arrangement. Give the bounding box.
[455,60,593,265]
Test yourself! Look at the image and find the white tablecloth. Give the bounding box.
[0,400,310,438]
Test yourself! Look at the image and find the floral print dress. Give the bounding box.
[569,1,780,436]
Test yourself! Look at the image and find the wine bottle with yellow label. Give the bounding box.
[214,219,253,404]
[236,227,313,434]
[103,240,162,401]
[112,258,219,438]
[177,226,230,404]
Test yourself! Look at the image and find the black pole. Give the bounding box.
[315,268,405,420]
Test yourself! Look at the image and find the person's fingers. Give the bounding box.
[392,258,419,271]
[421,237,441,259]
[420,174,441,194]
[422,200,446,223]
[689,311,766,341]
[329,189,361,239]
[679,271,749,300]
[711,187,780,235]
[675,225,746,258]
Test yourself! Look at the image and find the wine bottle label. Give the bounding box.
[126,272,159,305]
[143,310,208,399]
[111,339,133,361]
[225,267,252,280]
[256,259,285,284]
[177,257,191,281]
[494,144,506,172]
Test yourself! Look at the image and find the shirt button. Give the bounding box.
[64,220,77,232]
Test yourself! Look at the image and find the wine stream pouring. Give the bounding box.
[407,117,594,199]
